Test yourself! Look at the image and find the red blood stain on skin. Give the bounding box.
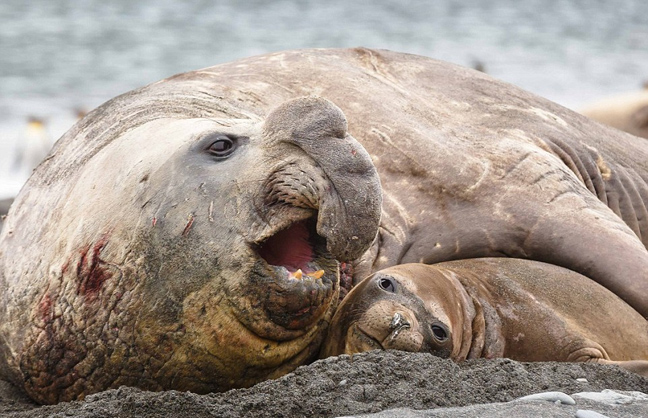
[39,294,53,322]
[60,259,71,275]
[76,235,111,299]
[339,262,354,301]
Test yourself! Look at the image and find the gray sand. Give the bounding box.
[1,350,647,417]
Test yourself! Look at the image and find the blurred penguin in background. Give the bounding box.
[11,116,53,177]
[472,59,486,73]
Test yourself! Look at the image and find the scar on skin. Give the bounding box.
[596,155,612,180]
[183,214,195,236]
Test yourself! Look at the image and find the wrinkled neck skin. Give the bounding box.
[431,268,505,362]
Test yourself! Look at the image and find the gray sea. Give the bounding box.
[1,0,647,198]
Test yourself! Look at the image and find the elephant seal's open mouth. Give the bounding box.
[256,218,333,282]
[249,216,341,330]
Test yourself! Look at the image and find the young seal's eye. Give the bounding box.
[207,135,236,157]
[431,323,449,342]
[377,277,396,293]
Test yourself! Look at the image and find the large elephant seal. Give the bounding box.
[321,259,648,377]
[579,88,648,139]
[0,97,382,404]
[3,47,648,403]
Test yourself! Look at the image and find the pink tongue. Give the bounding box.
[258,221,315,271]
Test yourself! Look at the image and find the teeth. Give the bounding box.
[288,269,325,280]
[310,270,325,279]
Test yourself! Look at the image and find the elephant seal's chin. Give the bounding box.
[246,216,341,332]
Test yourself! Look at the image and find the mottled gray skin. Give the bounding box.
[322,259,648,377]
[0,96,382,404]
[2,47,648,403]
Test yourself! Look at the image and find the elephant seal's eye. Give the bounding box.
[207,135,236,157]
[431,323,449,342]
[378,277,396,293]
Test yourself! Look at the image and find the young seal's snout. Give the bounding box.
[388,312,411,340]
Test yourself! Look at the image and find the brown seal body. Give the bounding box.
[3,48,648,403]
[580,89,648,139]
[322,259,648,377]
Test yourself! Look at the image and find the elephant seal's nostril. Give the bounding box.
[389,312,411,340]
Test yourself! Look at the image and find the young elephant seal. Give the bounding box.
[321,259,648,377]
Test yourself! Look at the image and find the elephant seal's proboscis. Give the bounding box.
[321,259,648,377]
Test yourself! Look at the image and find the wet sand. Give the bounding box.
[1,351,647,417]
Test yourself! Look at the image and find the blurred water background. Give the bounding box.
[1,0,647,199]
